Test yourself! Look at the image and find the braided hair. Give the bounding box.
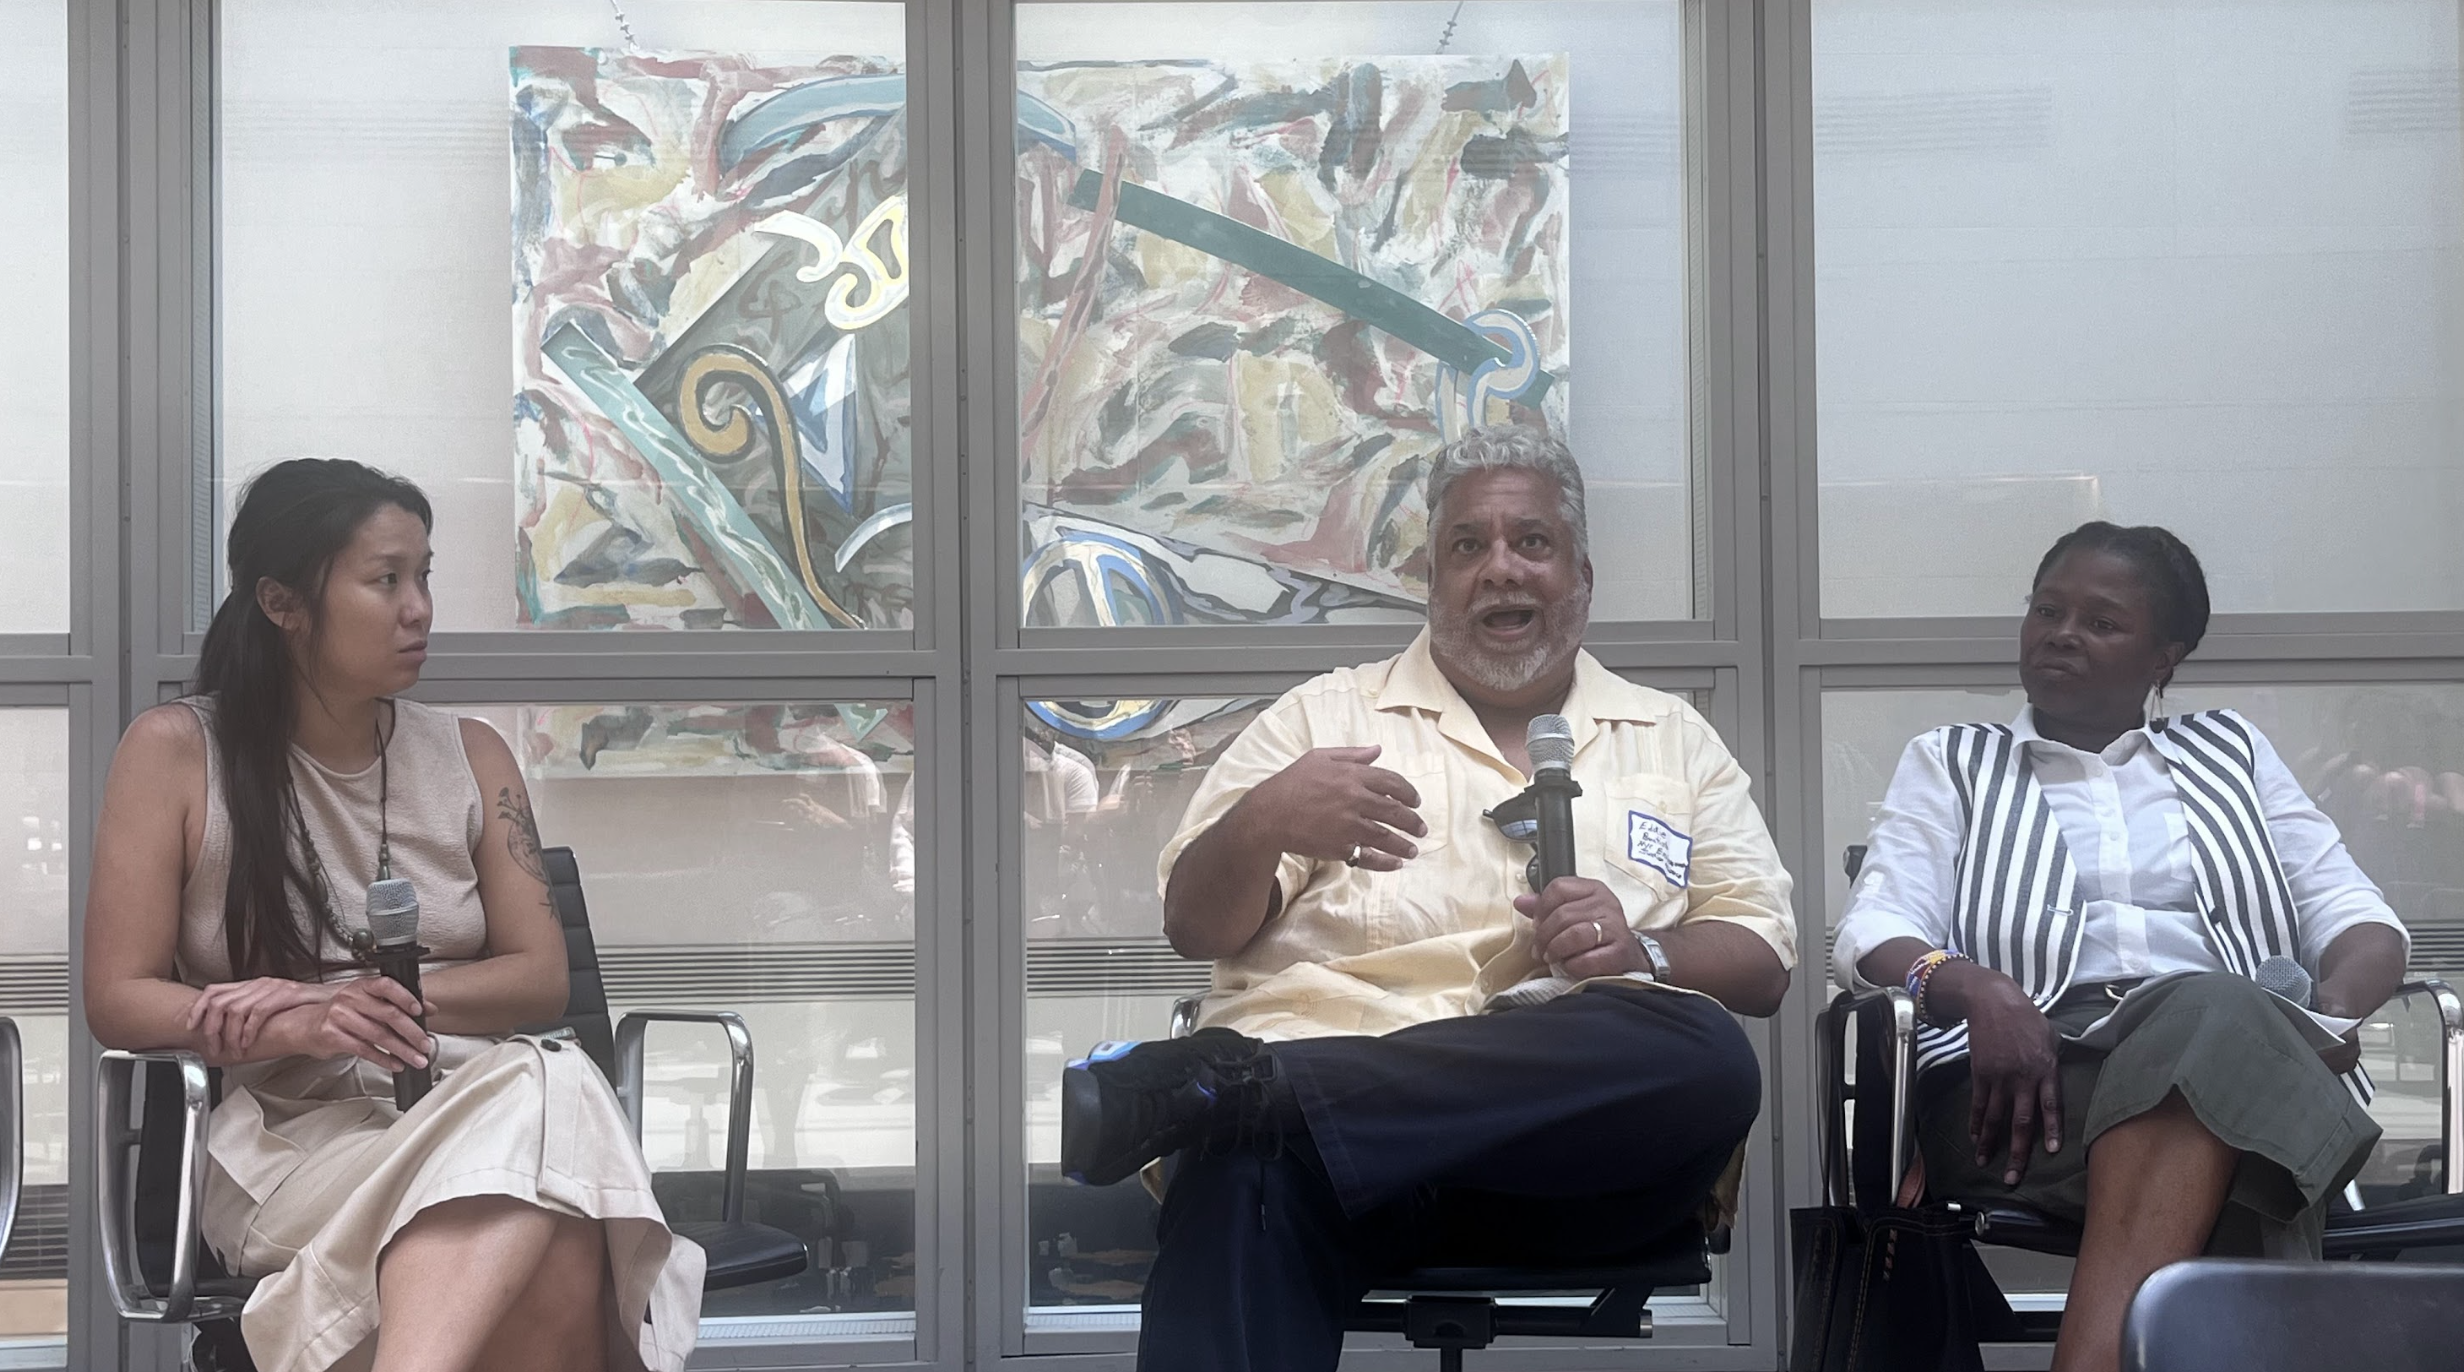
[2031,521,2211,668]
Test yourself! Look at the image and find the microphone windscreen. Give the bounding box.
[1526,714,1576,775]
[2254,954,2313,1009]
[364,878,421,948]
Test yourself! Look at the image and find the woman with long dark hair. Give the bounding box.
[85,459,701,1372]
[1835,521,2408,1372]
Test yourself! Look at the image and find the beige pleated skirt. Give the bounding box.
[202,1035,705,1372]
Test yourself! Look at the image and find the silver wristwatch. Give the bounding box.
[1631,931,1673,983]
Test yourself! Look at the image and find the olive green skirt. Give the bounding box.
[1917,971,2380,1258]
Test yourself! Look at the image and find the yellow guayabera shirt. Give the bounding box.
[1159,630,1798,1043]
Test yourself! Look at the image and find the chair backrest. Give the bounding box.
[2124,1259,2464,1372]
[535,845,619,1079]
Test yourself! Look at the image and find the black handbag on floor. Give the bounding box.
[1789,1000,2011,1372]
[1789,1197,2006,1372]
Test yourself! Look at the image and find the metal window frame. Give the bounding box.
[964,0,1781,1363]
[101,0,973,1366]
[1759,3,2464,1368]
[66,0,2464,1369]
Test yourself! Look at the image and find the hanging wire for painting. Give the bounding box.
[606,0,644,56]
[1436,1,1467,53]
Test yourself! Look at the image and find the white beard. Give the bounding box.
[1428,581,1593,696]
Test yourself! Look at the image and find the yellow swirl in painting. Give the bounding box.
[676,346,862,627]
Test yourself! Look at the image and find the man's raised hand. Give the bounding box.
[1236,745,1427,872]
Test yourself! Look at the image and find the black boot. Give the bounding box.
[1060,1027,1286,1186]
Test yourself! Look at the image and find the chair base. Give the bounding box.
[1353,1292,1655,1372]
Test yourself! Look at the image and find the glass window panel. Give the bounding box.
[220,1,914,634]
[0,709,68,1349]
[1023,684,1712,1324]
[453,702,917,1337]
[1016,1,1694,630]
[2165,683,2464,1208]
[1814,0,2464,617]
[1822,682,2464,1296]
[1022,696,1264,1320]
[0,0,70,634]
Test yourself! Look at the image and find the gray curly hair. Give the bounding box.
[1422,425,1589,556]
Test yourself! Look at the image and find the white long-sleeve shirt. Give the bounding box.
[1834,709,2408,993]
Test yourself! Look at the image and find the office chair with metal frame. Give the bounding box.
[1157,995,1725,1372]
[1822,844,2464,1347]
[97,846,808,1367]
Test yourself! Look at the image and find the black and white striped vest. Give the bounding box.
[1913,709,2364,1098]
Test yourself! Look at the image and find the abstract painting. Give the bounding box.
[1016,54,1571,630]
[509,48,1573,754]
[512,47,913,632]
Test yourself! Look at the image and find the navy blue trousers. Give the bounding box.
[1137,987,1761,1372]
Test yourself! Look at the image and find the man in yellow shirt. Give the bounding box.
[1061,425,1797,1371]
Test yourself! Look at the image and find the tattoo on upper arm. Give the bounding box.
[496,786,552,893]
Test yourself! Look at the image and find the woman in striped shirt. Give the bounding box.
[1834,521,2408,1372]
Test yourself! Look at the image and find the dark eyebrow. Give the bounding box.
[2041,588,2139,616]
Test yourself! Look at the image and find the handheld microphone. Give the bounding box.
[2254,954,2314,1010]
[363,877,433,1110]
[1524,714,1582,892]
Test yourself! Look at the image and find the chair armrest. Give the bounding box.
[96,1049,235,1323]
[616,1011,754,1223]
[1168,994,1204,1040]
[0,1018,19,1261]
[1819,986,1917,1209]
[2395,978,2463,1197]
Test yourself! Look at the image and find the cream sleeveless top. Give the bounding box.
[176,697,496,1089]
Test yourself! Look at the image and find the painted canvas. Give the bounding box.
[512,47,913,631]
[1016,54,1572,631]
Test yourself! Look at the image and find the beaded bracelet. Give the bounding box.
[1903,949,1970,1028]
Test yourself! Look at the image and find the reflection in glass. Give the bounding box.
[1814,0,2464,617]
[1022,698,1268,1313]
[0,0,69,634]
[219,1,911,634]
[1016,2,1694,628]
[0,710,67,1345]
[455,703,917,1325]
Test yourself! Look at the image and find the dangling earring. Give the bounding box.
[2144,682,2166,724]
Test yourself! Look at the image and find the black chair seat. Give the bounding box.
[1350,1222,1711,1353]
[1962,1191,2464,1262]
[674,1219,809,1289]
[2324,1192,2464,1258]
[1371,1243,1711,1296]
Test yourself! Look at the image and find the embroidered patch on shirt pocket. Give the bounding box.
[1601,779,1697,896]
[1624,809,1694,886]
